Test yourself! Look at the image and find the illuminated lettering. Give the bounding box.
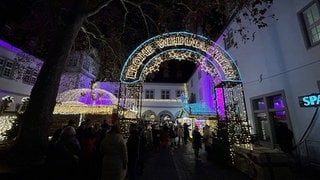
[299,93,320,107]
[120,32,241,84]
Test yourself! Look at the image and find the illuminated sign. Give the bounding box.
[120,31,241,85]
[299,93,320,107]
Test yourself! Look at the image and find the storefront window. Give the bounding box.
[253,98,265,110]
[270,111,286,121]
[267,95,285,109]
[251,91,290,148]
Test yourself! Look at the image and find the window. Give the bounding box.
[145,89,154,99]
[176,90,184,98]
[83,60,90,71]
[67,57,78,67]
[267,95,285,109]
[301,1,320,46]
[0,58,14,78]
[161,90,170,99]
[160,113,172,121]
[189,93,196,103]
[22,67,38,85]
[251,91,291,148]
[252,98,265,110]
[224,30,234,50]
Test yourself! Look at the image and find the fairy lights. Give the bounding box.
[56,88,117,105]
[120,31,241,85]
[53,103,137,118]
[0,115,17,141]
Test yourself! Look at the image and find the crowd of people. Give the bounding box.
[45,117,216,180]
[45,117,149,180]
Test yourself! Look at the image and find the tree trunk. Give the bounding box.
[9,13,86,164]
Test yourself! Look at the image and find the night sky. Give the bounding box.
[145,60,197,83]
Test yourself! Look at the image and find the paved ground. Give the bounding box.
[137,143,251,180]
[1,142,320,180]
[137,143,320,180]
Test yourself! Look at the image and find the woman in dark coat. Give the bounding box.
[192,126,202,160]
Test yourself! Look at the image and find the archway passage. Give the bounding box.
[120,31,242,86]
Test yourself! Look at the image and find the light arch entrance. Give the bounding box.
[120,31,242,86]
[118,31,252,165]
[118,31,247,122]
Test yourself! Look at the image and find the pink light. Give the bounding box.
[78,91,113,105]
[216,87,225,120]
[200,71,215,110]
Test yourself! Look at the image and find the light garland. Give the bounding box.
[56,88,118,105]
[0,115,17,141]
[53,103,137,119]
[221,84,252,164]
[1,95,14,102]
[120,31,241,85]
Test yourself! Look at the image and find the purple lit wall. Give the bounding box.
[200,71,215,111]
[0,39,22,53]
[78,91,113,105]
[215,87,225,119]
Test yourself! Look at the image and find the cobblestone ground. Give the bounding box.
[137,143,251,180]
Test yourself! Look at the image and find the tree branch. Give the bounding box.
[86,0,114,17]
[122,0,150,35]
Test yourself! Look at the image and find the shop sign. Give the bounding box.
[299,93,320,107]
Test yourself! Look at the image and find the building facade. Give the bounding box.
[215,0,320,164]
[0,40,42,111]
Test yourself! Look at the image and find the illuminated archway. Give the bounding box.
[158,110,174,122]
[141,110,156,121]
[120,31,242,86]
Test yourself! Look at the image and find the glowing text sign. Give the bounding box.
[120,31,241,84]
[299,93,320,107]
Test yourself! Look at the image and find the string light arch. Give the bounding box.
[119,32,251,164]
[120,31,242,86]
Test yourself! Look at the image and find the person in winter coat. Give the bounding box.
[100,124,128,180]
[192,126,202,160]
[46,126,81,180]
[177,123,184,147]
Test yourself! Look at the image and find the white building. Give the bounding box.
[215,0,320,164]
[0,39,42,111]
